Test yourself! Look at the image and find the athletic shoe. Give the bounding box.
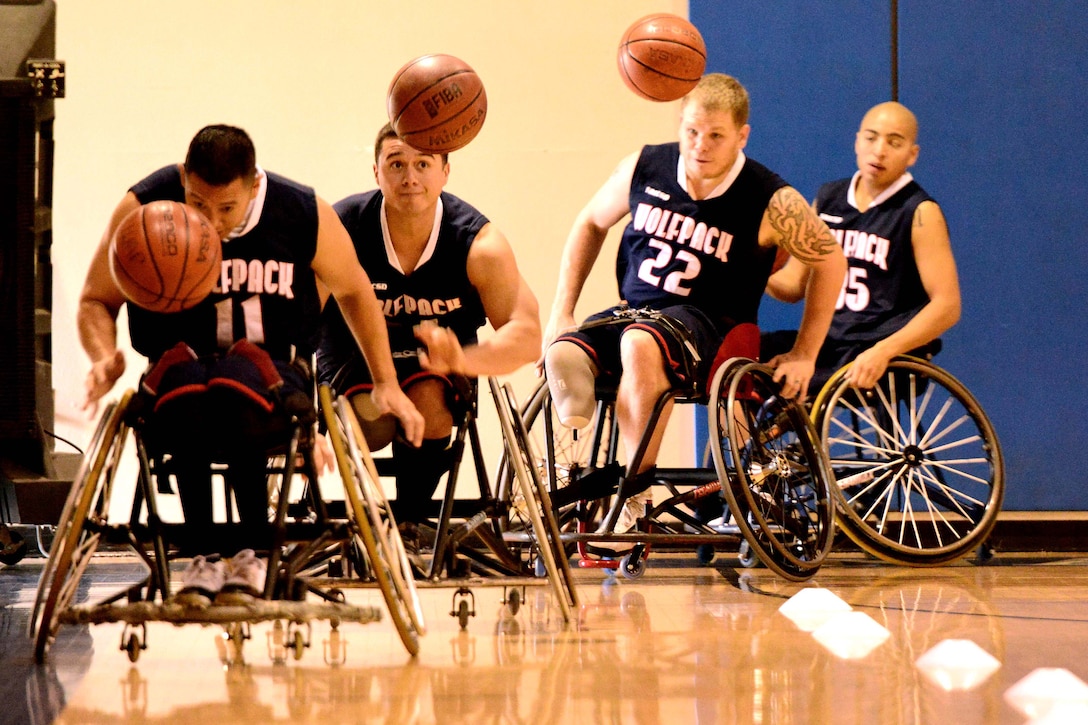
[173,556,226,607]
[216,549,266,604]
[614,489,653,534]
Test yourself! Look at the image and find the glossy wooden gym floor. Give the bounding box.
[4,546,1088,725]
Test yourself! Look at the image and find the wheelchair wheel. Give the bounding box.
[319,386,424,656]
[811,357,1004,565]
[495,379,617,533]
[489,378,579,620]
[709,361,834,582]
[31,391,132,662]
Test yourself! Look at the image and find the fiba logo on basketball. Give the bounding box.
[423,83,463,119]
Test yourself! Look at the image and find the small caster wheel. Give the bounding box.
[123,633,142,663]
[506,588,521,616]
[975,542,995,564]
[534,556,548,578]
[120,623,147,663]
[456,599,471,630]
[290,630,306,661]
[738,540,761,569]
[0,528,27,566]
[695,543,715,565]
[619,552,645,580]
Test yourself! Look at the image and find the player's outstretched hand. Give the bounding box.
[82,349,126,418]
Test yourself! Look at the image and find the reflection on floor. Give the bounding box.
[4,550,1088,724]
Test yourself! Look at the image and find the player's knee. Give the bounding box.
[619,330,668,388]
[405,378,455,437]
[544,341,597,430]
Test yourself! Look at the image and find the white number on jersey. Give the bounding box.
[637,240,701,297]
[836,267,870,311]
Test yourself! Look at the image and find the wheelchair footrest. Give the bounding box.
[57,599,383,627]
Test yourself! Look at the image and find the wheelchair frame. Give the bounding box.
[498,358,837,582]
[315,378,579,630]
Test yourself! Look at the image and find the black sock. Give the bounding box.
[391,436,452,524]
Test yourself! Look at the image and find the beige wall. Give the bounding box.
[51,1,696,494]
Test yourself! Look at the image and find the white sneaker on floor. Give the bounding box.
[705,514,736,533]
[216,549,266,604]
[614,489,653,534]
[173,556,226,607]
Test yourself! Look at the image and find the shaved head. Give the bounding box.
[860,102,918,144]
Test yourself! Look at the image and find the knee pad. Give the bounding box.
[544,342,597,430]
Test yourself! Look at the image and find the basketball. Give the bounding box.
[618,14,707,102]
[386,53,487,154]
[108,200,222,313]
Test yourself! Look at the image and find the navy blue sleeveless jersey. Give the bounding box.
[616,143,786,325]
[816,176,934,343]
[127,165,321,361]
[316,190,488,379]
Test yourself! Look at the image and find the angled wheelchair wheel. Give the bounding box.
[319,386,424,656]
[490,378,578,620]
[811,357,1004,565]
[31,391,133,662]
[495,379,617,537]
[709,361,834,582]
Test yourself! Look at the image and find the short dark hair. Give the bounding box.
[373,122,448,165]
[184,124,257,186]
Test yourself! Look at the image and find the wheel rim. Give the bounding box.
[816,359,1004,564]
[711,362,833,581]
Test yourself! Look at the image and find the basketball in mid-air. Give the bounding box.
[387,53,487,154]
[618,14,707,102]
[109,200,221,313]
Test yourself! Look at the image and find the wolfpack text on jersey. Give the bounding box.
[816,173,935,343]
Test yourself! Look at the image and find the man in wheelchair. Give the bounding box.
[763,101,961,396]
[316,122,541,554]
[76,124,424,605]
[540,74,846,536]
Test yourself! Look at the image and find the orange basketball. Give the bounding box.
[108,200,222,313]
[618,14,707,102]
[386,53,487,153]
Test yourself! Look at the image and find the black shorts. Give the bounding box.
[323,353,470,419]
[137,340,315,458]
[554,304,731,390]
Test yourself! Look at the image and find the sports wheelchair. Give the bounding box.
[28,375,436,663]
[28,371,577,661]
[328,375,578,630]
[810,353,1004,565]
[500,321,837,583]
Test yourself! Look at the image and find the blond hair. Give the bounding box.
[682,73,750,127]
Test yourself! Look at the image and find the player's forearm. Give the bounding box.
[77,299,121,363]
[461,318,542,376]
[550,223,606,319]
[870,297,961,359]
[793,257,846,359]
[338,293,399,385]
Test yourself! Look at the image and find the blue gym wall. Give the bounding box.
[689,1,1088,511]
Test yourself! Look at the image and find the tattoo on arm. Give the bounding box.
[768,187,838,263]
[913,205,924,228]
